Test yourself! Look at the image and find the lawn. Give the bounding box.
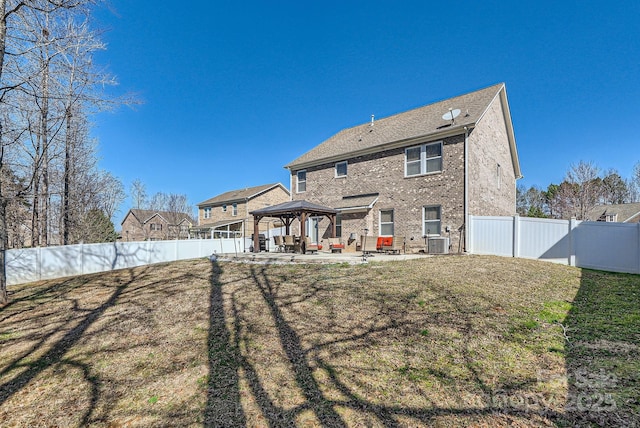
[0,255,637,427]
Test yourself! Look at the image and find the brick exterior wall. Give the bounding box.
[468,96,517,216]
[198,185,290,237]
[291,134,466,253]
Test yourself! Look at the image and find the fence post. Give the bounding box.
[637,223,640,274]
[568,218,577,267]
[512,214,520,258]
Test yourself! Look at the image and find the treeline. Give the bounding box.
[0,1,133,251]
[517,160,640,220]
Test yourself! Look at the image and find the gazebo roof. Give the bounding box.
[249,200,337,219]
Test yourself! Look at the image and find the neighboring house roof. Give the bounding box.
[285,83,521,178]
[197,183,290,207]
[587,203,640,223]
[191,219,244,230]
[121,209,194,226]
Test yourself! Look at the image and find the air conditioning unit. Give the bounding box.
[428,237,449,254]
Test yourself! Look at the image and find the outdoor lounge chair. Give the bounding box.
[361,235,378,256]
[382,236,405,254]
[303,237,319,254]
[283,235,296,252]
[328,238,345,253]
[273,235,284,252]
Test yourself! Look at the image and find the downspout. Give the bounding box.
[463,126,469,252]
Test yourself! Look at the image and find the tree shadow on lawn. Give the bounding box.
[561,268,640,426]
[205,261,568,427]
[0,267,149,426]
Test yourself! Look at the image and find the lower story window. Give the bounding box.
[380,209,394,236]
[423,206,441,236]
[335,214,342,238]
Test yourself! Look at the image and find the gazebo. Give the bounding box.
[249,200,338,253]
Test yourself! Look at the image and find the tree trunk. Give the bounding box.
[63,108,72,244]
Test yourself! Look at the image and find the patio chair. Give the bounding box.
[328,237,345,253]
[273,235,284,252]
[382,236,405,254]
[361,235,378,256]
[303,237,319,254]
[283,235,296,252]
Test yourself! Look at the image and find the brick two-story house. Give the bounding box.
[284,83,522,253]
[121,209,194,241]
[193,183,290,240]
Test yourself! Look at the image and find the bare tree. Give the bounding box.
[563,161,602,220]
[130,178,146,209]
[0,0,99,305]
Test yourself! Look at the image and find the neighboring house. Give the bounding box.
[285,83,522,253]
[121,209,194,241]
[587,202,640,223]
[193,183,290,239]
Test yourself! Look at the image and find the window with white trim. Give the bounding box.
[379,209,394,236]
[232,203,238,216]
[335,161,347,178]
[297,170,306,193]
[335,214,342,238]
[405,141,442,177]
[204,207,211,219]
[423,205,441,236]
[150,223,163,231]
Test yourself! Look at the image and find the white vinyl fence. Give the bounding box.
[6,238,245,286]
[469,215,640,274]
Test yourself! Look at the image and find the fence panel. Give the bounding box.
[6,248,40,284]
[469,216,514,257]
[6,238,246,286]
[518,217,573,263]
[469,215,640,274]
[573,222,640,274]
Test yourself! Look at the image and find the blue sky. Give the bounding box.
[92,1,640,221]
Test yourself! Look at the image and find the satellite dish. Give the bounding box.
[442,108,461,121]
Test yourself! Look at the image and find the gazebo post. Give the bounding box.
[253,216,261,252]
[300,212,307,246]
[330,213,337,238]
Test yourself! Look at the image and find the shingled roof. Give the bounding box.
[122,209,193,226]
[197,183,289,207]
[285,83,515,171]
[587,202,640,223]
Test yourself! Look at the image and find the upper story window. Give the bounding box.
[335,161,347,178]
[203,207,211,219]
[222,204,227,212]
[296,170,306,193]
[606,214,617,222]
[150,223,163,231]
[232,203,238,216]
[405,141,442,177]
[423,205,441,236]
[379,209,394,236]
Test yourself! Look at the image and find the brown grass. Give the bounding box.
[0,255,637,427]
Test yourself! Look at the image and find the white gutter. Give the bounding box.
[464,126,469,252]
